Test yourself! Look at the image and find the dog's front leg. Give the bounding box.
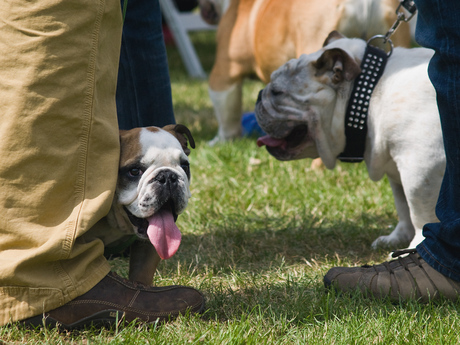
[129,240,161,285]
[371,179,415,249]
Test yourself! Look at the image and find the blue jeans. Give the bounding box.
[414,0,460,281]
[116,0,175,130]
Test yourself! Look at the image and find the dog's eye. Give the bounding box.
[128,168,143,177]
[180,162,190,175]
[271,89,283,97]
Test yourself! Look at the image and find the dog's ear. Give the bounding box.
[163,124,196,155]
[312,48,361,84]
[322,31,345,47]
[118,128,143,168]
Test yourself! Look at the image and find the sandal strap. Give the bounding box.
[391,248,418,258]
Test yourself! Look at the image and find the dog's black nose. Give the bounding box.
[153,170,178,188]
[256,89,264,104]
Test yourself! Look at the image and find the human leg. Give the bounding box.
[0,0,122,325]
[116,0,175,130]
[0,0,204,327]
[414,0,460,282]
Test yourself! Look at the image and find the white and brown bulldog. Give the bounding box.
[106,124,195,285]
[202,0,412,145]
[255,32,445,251]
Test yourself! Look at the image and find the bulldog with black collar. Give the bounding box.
[200,0,412,145]
[105,124,195,285]
[255,32,445,251]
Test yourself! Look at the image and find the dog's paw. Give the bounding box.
[371,235,410,250]
[208,135,222,146]
[208,133,240,146]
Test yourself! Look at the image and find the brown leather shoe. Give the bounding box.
[21,272,205,329]
[324,249,460,302]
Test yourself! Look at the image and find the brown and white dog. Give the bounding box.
[255,32,444,250]
[106,124,195,285]
[201,0,412,145]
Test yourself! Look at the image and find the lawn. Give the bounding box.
[3,31,459,345]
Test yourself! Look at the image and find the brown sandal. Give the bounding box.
[324,249,460,302]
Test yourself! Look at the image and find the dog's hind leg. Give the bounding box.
[371,179,415,249]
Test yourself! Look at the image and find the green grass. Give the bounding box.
[3,32,459,344]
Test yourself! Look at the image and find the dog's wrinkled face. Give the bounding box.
[109,124,195,260]
[255,32,363,168]
[255,54,326,161]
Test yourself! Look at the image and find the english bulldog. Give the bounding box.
[106,124,195,285]
[201,0,412,145]
[255,32,445,250]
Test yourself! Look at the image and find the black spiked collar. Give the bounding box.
[337,44,388,163]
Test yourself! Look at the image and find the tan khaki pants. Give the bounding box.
[0,0,122,325]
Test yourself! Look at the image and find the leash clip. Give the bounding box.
[398,0,417,20]
[380,0,417,48]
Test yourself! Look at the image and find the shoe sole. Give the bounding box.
[21,302,206,330]
[21,310,124,330]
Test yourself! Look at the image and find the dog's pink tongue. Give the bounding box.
[257,135,286,148]
[146,210,181,260]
